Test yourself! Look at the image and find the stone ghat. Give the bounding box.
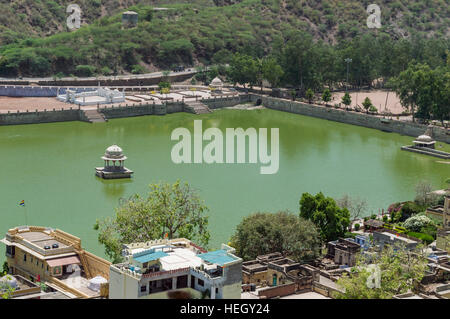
[401,146,450,159]
[0,95,250,125]
[250,94,450,144]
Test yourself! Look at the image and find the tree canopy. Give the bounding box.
[94,180,210,263]
[299,192,351,242]
[230,211,321,262]
[334,244,428,299]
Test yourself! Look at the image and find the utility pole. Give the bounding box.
[345,58,352,92]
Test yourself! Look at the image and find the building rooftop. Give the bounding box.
[1,227,76,259]
[118,239,241,275]
[378,231,418,244]
[133,251,169,264]
[198,249,238,266]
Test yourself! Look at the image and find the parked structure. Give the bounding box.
[1,226,111,299]
[109,238,242,299]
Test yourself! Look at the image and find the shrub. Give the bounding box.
[158,81,171,90]
[407,231,434,245]
[131,64,147,74]
[369,105,378,113]
[399,201,422,221]
[75,65,96,77]
[403,215,435,232]
[354,223,360,231]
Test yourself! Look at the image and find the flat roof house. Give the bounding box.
[1,226,111,299]
[109,238,242,299]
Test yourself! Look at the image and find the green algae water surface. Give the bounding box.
[0,108,448,262]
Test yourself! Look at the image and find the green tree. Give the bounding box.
[230,211,321,262]
[75,65,96,77]
[305,88,314,104]
[341,92,352,108]
[334,244,428,299]
[322,89,332,105]
[262,57,284,88]
[299,192,350,242]
[362,97,373,113]
[94,180,210,263]
[227,53,258,88]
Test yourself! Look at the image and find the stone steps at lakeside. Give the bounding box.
[83,109,107,123]
[184,101,212,114]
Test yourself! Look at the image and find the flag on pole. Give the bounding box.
[19,200,25,207]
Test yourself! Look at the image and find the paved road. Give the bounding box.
[0,68,200,83]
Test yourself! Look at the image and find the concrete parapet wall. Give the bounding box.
[250,94,450,144]
[0,109,81,125]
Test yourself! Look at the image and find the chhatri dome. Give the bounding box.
[210,77,224,89]
[416,135,433,143]
[102,145,127,161]
[96,144,133,179]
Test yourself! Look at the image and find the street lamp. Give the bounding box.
[345,58,352,92]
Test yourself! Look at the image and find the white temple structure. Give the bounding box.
[210,77,224,92]
[57,87,125,106]
[95,145,133,179]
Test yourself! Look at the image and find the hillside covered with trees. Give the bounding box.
[0,0,448,79]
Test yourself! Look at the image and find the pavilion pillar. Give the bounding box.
[172,277,177,290]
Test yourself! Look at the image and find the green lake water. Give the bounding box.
[0,108,448,263]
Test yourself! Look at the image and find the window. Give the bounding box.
[23,253,27,262]
[198,279,204,287]
[216,288,219,294]
[6,245,15,257]
[140,285,147,292]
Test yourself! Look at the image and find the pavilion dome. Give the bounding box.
[210,77,223,87]
[103,145,127,160]
[416,135,433,142]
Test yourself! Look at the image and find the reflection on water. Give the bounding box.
[97,177,133,201]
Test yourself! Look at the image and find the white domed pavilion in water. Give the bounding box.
[95,145,133,179]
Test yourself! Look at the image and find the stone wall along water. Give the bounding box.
[250,94,450,144]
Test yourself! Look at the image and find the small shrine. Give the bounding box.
[210,77,224,92]
[95,145,133,179]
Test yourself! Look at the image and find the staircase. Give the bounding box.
[82,109,107,123]
[184,100,212,114]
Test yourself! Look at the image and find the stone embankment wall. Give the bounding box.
[250,94,450,144]
[0,109,81,125]
[0,96,247,125]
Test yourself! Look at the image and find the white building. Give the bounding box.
[57,87,125,106]
[109,238,242,299]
